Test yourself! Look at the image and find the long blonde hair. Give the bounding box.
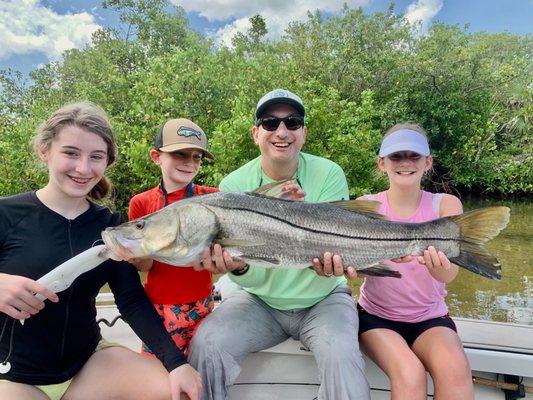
[34,102,117,200]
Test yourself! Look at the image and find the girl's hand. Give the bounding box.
[419,194,462,283]
[0,273,58,319]
[417,246,451,271]
[417,246,458,283]
[169,363,202,400]
[312,253,358,280]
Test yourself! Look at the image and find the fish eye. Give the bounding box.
[134,220,146,230]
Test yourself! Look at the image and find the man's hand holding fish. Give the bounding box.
[312,252,358,279]
[194,244,248,274]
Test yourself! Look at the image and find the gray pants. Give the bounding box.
[188,285,370,400]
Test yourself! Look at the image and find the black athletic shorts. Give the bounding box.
[357,303,457,347]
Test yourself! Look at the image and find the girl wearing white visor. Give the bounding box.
[356,123,474,400]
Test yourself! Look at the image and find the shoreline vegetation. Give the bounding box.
[1,1,531,213]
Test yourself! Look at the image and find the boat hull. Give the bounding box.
[96,297,533,399]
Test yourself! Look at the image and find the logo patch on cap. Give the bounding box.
[177,126,202,140]
[272,90,288,99]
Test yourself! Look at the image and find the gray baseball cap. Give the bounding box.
[255,88,306,119]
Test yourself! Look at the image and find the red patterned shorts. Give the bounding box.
[141,295,215,357]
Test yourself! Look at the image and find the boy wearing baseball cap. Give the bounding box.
[128,118,218,358]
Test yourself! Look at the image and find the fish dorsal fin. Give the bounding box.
[251,180,294,199]
[329,200,386,220]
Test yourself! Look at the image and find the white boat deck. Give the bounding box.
[97,301,533,399]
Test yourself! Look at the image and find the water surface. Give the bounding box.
[447,199,532,324]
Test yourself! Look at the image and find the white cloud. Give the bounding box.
[404,0,443,34]
[215,17,253,47]
[173,0,369,47]
[0,0,101,60]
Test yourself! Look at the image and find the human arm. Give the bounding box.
[417,194,463,284]
[107,261,201,398]
[0,203,59,319]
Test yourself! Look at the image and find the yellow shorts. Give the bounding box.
[4,339,119,400]
[36,379,71,400]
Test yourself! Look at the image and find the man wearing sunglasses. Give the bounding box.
[189,89,370,400]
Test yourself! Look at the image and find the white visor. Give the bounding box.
[379,129,430,158]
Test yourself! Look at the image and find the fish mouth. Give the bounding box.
[101,230,136,260]
[101,229,115,249]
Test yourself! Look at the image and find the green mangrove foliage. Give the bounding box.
[1,2,531,212]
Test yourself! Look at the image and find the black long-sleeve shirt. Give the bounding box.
[0,191,186,385]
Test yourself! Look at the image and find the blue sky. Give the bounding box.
[1,0,531,76]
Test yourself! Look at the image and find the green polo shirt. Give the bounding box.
[219,152,349,310]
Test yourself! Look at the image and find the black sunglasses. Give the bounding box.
[256,115,304,131]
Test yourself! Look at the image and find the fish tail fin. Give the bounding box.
[449,206,510,280]
[358,262,402,278]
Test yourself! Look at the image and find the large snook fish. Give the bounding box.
[100,187,510,280]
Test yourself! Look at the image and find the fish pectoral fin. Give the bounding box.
[329,200,387,220]
[250,180,299,200]
[240,254,282,265]
[215,238,265,247]
[251,180,290,197]
[359,262,401,278]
